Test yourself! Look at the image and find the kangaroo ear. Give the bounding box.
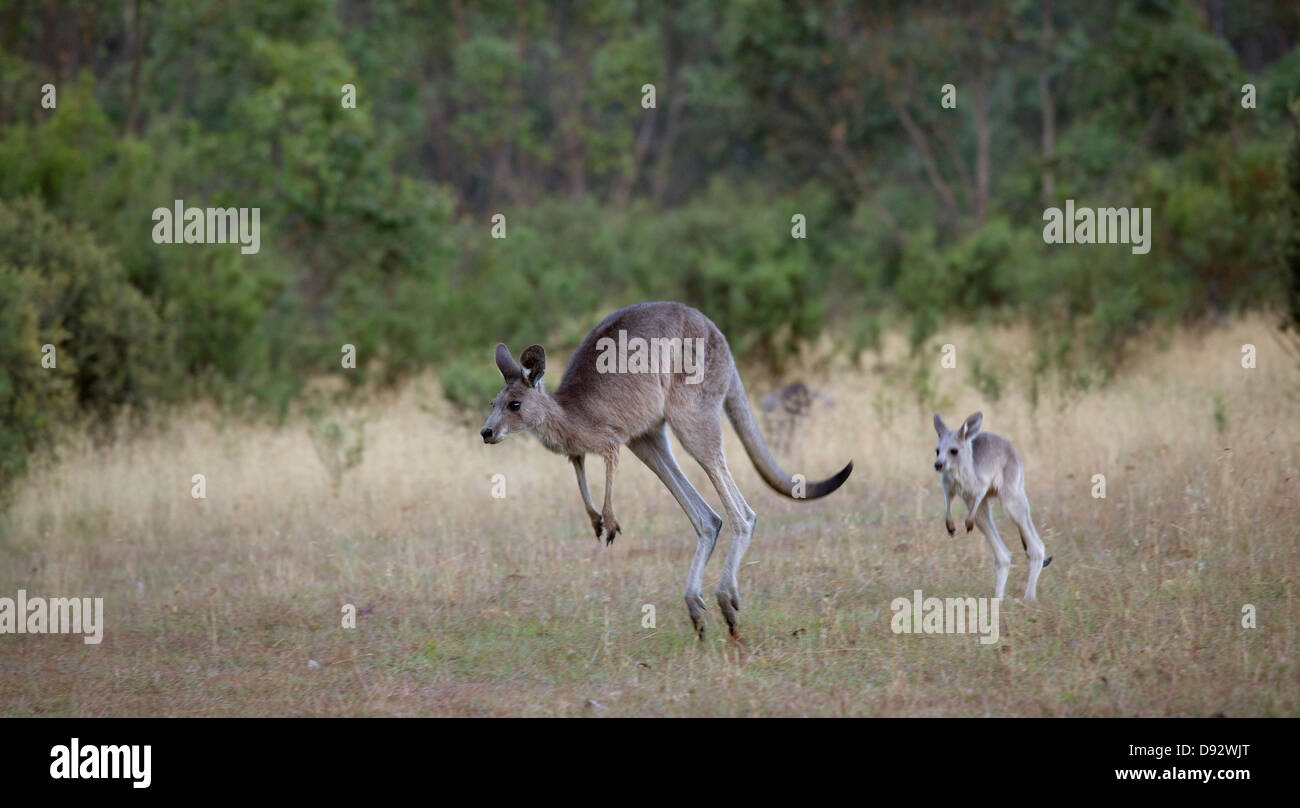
[495,343,521,381]
[959,411,983,439]
[519,344,546,387]
[933,414,948,437]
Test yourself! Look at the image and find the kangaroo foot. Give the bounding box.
[716,588,740,637]
[685,593,708,641]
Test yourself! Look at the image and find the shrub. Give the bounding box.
[0,198,171,495]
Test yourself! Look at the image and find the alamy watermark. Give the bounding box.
[152,199,261,255]
[890,589,1000,645]
[1043,200,1151,255]
[50,738,150,788]
[0,589,104,644]
[595,329,705,384]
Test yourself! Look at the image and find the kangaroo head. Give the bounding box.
[933,411,981,473]
[481,343,548,444]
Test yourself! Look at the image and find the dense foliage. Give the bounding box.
[0,0,1297,492]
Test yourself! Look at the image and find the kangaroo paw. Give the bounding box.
[946,518,956,536]
[603,516,622,546]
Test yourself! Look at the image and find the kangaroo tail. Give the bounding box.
[723,369,852,500]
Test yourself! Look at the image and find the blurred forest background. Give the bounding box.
[2,0,1300,495]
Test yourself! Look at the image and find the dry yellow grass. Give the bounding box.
[1,316,1296,716]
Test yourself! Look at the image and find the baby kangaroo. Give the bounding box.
[933,412,1051,600]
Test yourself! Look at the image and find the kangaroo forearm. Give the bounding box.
[571,456,599,515]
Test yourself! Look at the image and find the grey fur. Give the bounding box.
[934,412,1050,601]
[482,302,853,639]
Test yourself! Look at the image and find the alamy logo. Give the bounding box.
[595,329,706,384]
[50,738,151,789]
[0,589,104,644]
[890,589,1000,645]
[152,199,261,254]
[1042,199,1151,255]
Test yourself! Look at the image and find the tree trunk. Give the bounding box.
[1039,0,1056,205]
[972,74,991,228]
[125,0,145,136]
[886,89,960,225]
[610,107,655,207]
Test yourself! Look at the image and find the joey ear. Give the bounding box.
[519,344,546,387]
[495,343,521,381]
[933,414,948,437]
[959,411,982,439]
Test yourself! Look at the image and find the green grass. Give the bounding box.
[0,318,1296,716]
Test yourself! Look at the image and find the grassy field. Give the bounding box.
[1,317,1296,716]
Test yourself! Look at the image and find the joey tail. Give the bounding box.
[1019,532,1052,567]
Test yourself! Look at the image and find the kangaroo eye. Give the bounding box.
[935,448,939,455]
[508,401,521,411]
[949,448,958,456]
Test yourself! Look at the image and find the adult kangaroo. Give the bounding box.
[481,301,853,639]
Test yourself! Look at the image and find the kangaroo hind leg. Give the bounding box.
[1003,486,1048,601]
[973,500,1011,600]
[671,411,755,639]
[628,426,723,640]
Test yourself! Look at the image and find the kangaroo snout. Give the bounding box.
[934,460,943,471]
[480,427,496,443]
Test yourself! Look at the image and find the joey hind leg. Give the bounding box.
[1003,489,1048,601]
[974,501,1011,600]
